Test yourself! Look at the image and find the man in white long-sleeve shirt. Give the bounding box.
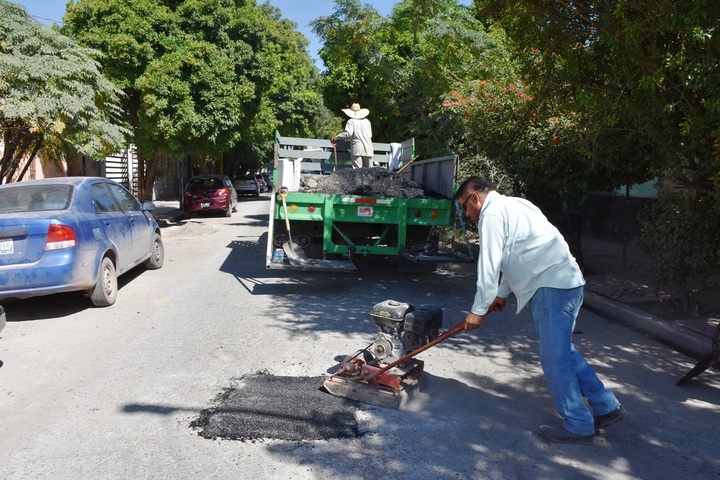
[332,103,373,168]
[456,176,626,445]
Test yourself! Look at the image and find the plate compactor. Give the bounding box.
[323,299,465,408]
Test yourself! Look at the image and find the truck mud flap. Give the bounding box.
[399,250,474,263]
[267,258,357,272]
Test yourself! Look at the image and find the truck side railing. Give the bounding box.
[274,132,415,178]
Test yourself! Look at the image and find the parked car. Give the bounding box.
[0,177,164,307]
[182,174,237,217]
[260,173,273,191]
[234,174,261,197]
[256,176,267,193]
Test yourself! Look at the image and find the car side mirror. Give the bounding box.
[141,200,156,212]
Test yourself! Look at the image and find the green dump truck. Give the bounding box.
[265,132,472,271]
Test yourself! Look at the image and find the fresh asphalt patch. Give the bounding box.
[190,372,364,442]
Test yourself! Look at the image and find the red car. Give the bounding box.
[182,175,238,217]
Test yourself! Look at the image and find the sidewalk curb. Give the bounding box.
[583,290,713,360]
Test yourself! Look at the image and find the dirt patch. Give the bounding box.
[190,373,363,442]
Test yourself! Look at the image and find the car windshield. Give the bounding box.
[187,177,224,189]
[238,175,256,181]
[0,184,73,213]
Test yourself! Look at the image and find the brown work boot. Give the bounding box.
[539,424,594,445]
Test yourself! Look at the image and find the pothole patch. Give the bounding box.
[190,373,363,442]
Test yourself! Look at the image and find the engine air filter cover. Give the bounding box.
[404,305,443,337]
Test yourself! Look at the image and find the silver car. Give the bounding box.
[234,174,261,197]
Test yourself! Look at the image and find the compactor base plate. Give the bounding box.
[322,371,425,409]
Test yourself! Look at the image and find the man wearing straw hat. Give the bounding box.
[332,103,373,168]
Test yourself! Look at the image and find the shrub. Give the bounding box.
[635,191,720,312]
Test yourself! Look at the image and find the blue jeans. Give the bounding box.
[531,286,621,435]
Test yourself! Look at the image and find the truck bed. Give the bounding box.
[265,133,472,271]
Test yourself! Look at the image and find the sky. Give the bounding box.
[14,0,471,69]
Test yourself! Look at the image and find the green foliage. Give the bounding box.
[475,0,720,193]
[62,0,323,197]
[0,0,128,182]
[439,75,598,261]
[313,0,494,155]
[636,190,720,309]
[315,0,601,226]
[473,0,720,290]
[134,38,252,156]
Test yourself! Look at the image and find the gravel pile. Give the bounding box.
[162,221,219,238]
[300,167,441,198]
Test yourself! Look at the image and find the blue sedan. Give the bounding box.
[0,177,164,307]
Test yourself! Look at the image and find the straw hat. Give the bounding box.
[341,103,370,119]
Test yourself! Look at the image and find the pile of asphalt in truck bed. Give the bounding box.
[300,167,439,198]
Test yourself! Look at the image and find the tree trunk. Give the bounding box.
[143,155,159,201]
[66,152,84,176]
[17,139,44,181]
[136,149,146,199]
[133,148,160,201]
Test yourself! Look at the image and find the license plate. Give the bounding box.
[201,202,210,208]
[358,206,374,217]
[0,238,13,255]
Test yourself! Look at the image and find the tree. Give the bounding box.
[474,0,720,193]
[62,0,322,198]
[225,2,324,174]
[0,0,128,184]
[314,1,594,253]
[313,0,494,155]
[473,0,720,303]
[635,190,720,311]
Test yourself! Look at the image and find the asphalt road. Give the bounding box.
[1,193,719,479]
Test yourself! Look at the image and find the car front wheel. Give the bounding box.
[144,233,164,269]
[90,257,118,307]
